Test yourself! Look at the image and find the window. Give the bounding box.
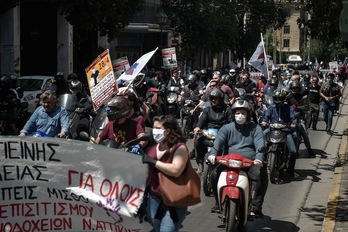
[284,25,290,34]
[284,9,291,18]
[283,39,290,48]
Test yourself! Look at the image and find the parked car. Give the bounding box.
[17,76,55,113]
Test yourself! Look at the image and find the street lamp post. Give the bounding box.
[156,10,168,50]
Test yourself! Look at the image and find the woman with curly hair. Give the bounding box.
[142,115,189,232]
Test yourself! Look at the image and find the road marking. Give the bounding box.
[322,115,348,232]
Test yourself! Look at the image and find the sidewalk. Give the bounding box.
[322,115,348,231]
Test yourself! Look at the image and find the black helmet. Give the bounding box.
[54,72,65,81]
[69,80,82,91]
[67,73,78,82]
[106,96,132,121]
[303,74,310,81]
[272,89,287,105]
[209,88,224,102]
[289,81,301,93]
[192,70,201,79]
[269,77,279,87]
[221,74,230,84]
[0,74,12,88]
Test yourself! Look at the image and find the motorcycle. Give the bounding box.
[58,93,93,139]
[180,99,201,138]
[166,86,180,117]
[145,87,163,117]
[212,147,267,231]
[265,122,291,184]
[200,128,219,196]
[0,104,9,135]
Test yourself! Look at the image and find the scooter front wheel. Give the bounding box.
[268,152,278,184]
[202,163,213,196]
[225,198,242,232]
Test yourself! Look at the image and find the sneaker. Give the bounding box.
[196,163,204,174]
[211,203,220,213]
[326,130,334,135]
[250,206,264,218]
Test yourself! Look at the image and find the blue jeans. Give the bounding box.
[322,101,335,131]
[146,197,187,232]
[264,128,298,170]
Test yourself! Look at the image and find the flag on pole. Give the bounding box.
[314,57,319,70]
[117,47,158,84]
[248,36,268,77]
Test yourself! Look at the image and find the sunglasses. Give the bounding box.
[209,96,219,101]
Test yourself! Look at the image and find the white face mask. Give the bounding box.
[235,113,247,125]
[152,128,166,143]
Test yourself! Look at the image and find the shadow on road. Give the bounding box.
[245,215,299,231]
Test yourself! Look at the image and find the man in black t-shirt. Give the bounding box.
[307,75,321,130]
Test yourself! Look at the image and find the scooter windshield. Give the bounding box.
[58,93,77,112]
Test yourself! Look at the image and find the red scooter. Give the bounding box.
[213,152,260,232]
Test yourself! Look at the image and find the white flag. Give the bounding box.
[248,41,268,77]
[117,47,158,84]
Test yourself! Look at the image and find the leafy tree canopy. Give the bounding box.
[1,0,144,41]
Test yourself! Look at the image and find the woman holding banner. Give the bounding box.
[142,115,189,232]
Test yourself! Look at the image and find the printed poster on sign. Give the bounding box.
[85,49,117,111]
[162,47,178,68]
[112,57,130,79]
[0,137,152,231]
[329,61,339,73]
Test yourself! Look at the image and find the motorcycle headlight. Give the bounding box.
[23,93,36,101]
[270,138,282,143]
[167,93,178,104]
[227,159,242,168]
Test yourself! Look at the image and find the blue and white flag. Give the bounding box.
[248,39,268,77]
[117,47,158,84]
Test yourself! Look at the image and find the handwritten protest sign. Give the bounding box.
[162,47,177,69]
[0,137,152,231]
[85,49,117,111]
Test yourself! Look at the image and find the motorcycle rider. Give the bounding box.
[203,71,235,105]
[288,81,314,156]
[19,90,70,138]
[95,96,147,153]
[69,80,94,140]
[207,100,268,216]
[0,74,21,135]
[147,70,166,115]
[193,88,233,174]
[261,89,299,176]
[53,71,70,97]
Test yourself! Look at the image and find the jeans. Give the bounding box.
[146,197,187,232]
[264,128,298,170]
[322,101,335,131]
[211,164,268,210]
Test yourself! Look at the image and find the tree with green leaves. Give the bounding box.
[1,0,144,42]
[162,0,285,65]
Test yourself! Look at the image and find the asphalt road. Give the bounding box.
[179,89,348,232]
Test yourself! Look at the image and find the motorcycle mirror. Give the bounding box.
[258,147,268,153]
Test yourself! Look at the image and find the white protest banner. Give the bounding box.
[117,48,158,85]
[112,57,130,79]
[85,49,117,111]
[162,47,178,69]
[0,137,152,231]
